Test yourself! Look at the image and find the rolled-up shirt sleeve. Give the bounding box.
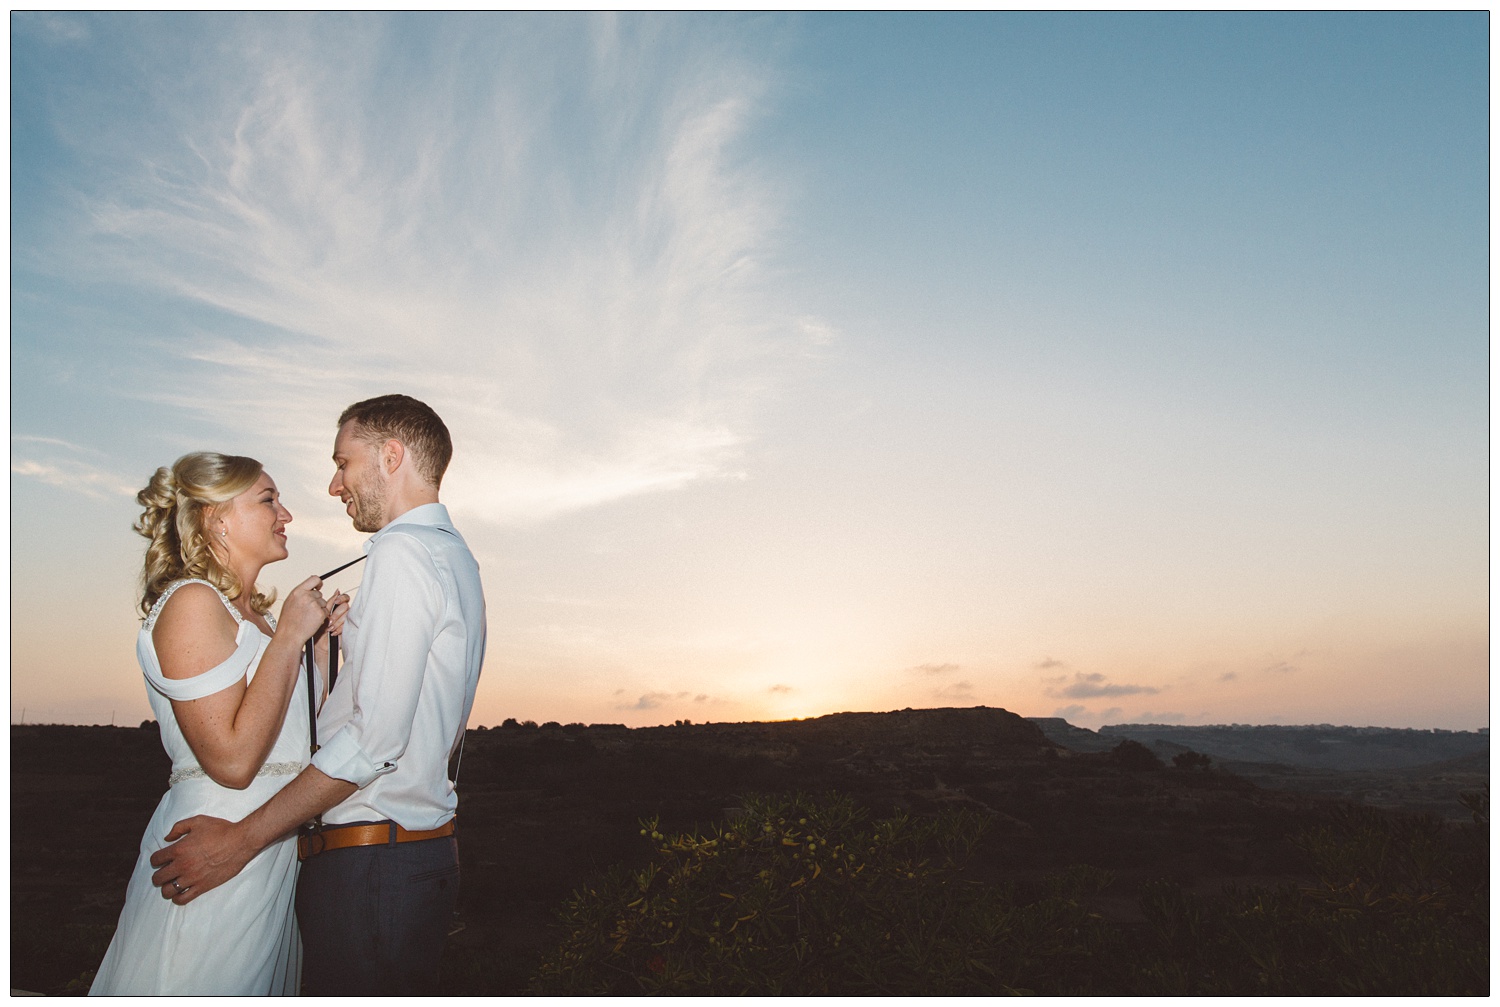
[311,533,444,788]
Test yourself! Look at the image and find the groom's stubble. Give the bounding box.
[331,420,392,534]
[345,464,388,533]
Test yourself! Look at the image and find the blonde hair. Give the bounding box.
[135,452,276,618]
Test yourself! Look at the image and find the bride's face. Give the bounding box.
[214,471,292,568]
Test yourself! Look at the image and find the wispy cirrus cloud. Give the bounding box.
[47,14,817,532]
[12,436,138,498]
[13,11,90,44]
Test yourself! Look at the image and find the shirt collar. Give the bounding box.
[363,502,452,552]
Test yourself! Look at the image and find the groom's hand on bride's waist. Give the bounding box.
[148,815,255,905]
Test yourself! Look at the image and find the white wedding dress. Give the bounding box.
[90,579,317,996]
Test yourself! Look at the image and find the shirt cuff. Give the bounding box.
[310,727,398,788]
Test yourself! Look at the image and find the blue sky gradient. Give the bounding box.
[10,12,1488,730]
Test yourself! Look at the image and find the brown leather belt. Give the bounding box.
[298,818,455,861]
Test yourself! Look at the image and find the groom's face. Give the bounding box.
[330,421,390,533]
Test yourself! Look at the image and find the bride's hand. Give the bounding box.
[280,576,332,643]
[311,591,350,646]
[322,591,350,639]
[312,592,351,675]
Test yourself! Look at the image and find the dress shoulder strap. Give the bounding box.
[143,578,243,632]
[139,580,264,703]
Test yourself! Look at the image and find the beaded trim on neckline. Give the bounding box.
[144,579,242,632]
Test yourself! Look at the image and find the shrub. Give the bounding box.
[1126,804,1489,995]
[1172,751,1211,771]
[529,793,1112,995]
[1111,739,1164,770]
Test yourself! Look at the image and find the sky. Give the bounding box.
[10,12,1489,731]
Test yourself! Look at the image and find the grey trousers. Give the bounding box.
[295,825,460,995]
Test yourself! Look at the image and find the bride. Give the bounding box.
[90,452,349,996]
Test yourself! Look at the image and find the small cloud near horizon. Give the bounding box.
[934,681,973,700]
[620,691,721,711]
[1034,657,1065,670]
[1127,711,1189,724]
[768,684,793,694]
[619,691,691,711]
[1263,650,1308,675]
[1046,672,1160,700]
[908,663,960,676]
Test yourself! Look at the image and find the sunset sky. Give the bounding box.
[11,13,1488,731]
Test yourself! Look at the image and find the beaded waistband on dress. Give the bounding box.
[169,760,304,786]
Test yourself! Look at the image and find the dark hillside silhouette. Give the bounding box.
[11,708,1488,994]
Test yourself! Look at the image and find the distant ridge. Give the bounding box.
[638,706,1056,751]
[770,706,1053,747]
[1027,718,1489,772]
[1023,718,1113,753]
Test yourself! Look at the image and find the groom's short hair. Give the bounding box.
[339,394,453,489]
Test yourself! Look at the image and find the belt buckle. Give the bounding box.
[297,821,327,861]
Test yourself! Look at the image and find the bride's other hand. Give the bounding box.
[325,591,350,638]
[312,592,350,685]
[280,576,332,643]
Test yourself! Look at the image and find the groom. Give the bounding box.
[150,394,487,994]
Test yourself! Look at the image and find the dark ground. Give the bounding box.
[10,710,1488,995]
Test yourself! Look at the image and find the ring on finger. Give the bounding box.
[171,880,185,894]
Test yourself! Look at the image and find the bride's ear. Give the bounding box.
[204,508,229,560]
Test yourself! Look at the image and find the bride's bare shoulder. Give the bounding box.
[152,584,241,679]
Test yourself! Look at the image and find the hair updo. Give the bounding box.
[135,452,276,618]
